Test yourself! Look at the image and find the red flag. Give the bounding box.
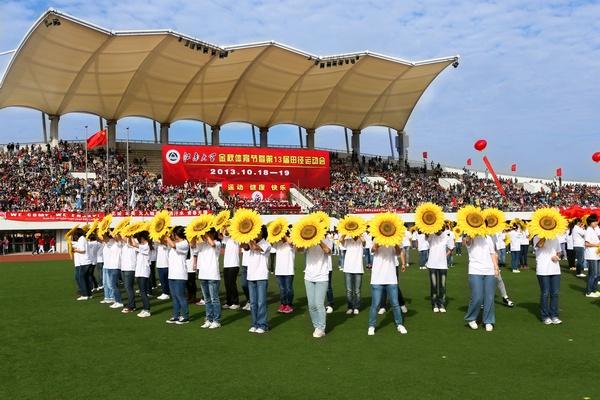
[511,163,517,172]
[466,158,472,166]
[422,151,428,159]
[87,129,107,150]
[556,168,562,177]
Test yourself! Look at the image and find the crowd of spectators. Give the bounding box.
[1,142,599,216]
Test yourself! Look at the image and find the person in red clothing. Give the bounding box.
[49,237,56,253]
[38,237,46,254]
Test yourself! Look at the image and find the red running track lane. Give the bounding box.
[0,253,71,263]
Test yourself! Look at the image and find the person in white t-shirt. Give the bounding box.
[572,218,587,277]
[187,239,200,305]
[402,232,411,267]
[221,227,241,310]
[341,234,365,315]
[583,215,600,297]
[455,231,463,256]
[87,234,100,292]
[155,241,171,300]
[273,227,296,314]
[165,226,191,324]
[303,238,332,338]
[520,226,530,269]
[508,224,522,273]
[533,235,562,324]
[95,240,105,291]
[416,231,430,270]
[363,232,373,269]
[493,231,507,269]
[130,231,152,318]
[149,243,157,293]
[464,233,499,332]
[197,229,222,329]
[240,248,252,311]
[337,234,347,270]
[100,231,123,308]
[445,226,456,267]
[367,243,408,336]
[325,233,335,313]
[565,220,576,272]
[557,232,567,260]
[426,231,453,312]
[242,225,271,334]
[72,228,92,300]
[119,234,139,314]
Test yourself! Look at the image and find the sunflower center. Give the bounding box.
[300,225,317,240]
[485,215,498,228]
[346,221,358,231]
[466,213,484,228]
[539,216,557,230]
[379,221,396,237]
[272,224,282,236]
[422,211,437,225]
[239,219,254,234]
[195,222,208,231]
[155,220,165,231]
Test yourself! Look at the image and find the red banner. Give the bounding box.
[162,145,330,188]
[0,210,212,222]
[222,181,289,201]
[350,208,408,214]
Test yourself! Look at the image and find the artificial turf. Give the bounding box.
[1,250,598,400]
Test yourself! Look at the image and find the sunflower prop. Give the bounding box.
[482,208,506,235]
[414,203,445,234]
[453,227,462,236]
[457,205,487,237]
[337,215,367,238]
[97,214,113,238]
[528,207,567,240]
[229,209,262,243]
[213,210,231,231]
[122,221,147,237]
[65,224,79,259]
[84,219,99,239]
[267,217,289,243]
[368,212,406,247]
[112,216,132,237]
[290,215,326,248]
[148,210,171,241]
[185,214,214,241]
[312,211,331,230]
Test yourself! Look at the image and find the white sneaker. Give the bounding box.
[433,307,440,313]
[346,309,353,315]
[243,303,251,311]
[76,296,88,301]
[229,304,240,310]
[248,327,257,333]
[367,327,375,336]
[209,321,221,329]
[200,321,212,329]
[551,318,562,325]
[576,273,586,278]
[326,306,333,314]
[485,324,494,332]
[137,310,151,318]
[98,285,104,290]
[400,305,408,314]
[157,294,170,300]
[397,324,408,334]
[255,328,266,334]
[512,270,521,273]
[378,308,386,315]
[353,309,359,315]
[222,304,230,309]
[99,299,111,304]
[585,292,600,298]
[135,289,140,294]
[312,328,326,338]
[110,302,124,309]
[468,320,478,330]
[439,307,447,313]
[543,318,552,325]
[196,299,206,306]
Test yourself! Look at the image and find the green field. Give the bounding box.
[1,251,598,400]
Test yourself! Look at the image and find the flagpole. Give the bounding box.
[126,127,130,215]
[106,123,109,212]
[84,125,89,220]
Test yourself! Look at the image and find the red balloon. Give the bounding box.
[592,152,600,162]
[474,139,487,152]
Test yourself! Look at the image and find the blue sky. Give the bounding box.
[1,0,599,180]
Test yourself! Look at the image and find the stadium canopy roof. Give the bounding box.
[0,9,459,131]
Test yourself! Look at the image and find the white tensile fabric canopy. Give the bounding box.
[0,9,458,131]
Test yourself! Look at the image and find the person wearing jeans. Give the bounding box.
[572,218,586,276]
[464,234,499,332]
[72,229,92,300]
[240,249,251,310]
[341,235,364,314]
[221,231,240,309]
[100,233,122,306]
[508,224,521,273]
[165,226,190,324]
[197,230,222,328]
[520,228,530,269]
[304,239,332,338]
[243,226,271,333]
[368,243,407,335]
[426,231,453,312]
[119,239,138,313]
[274,233,295,313]
[584,215,600,297]
[131,232,152,317]
[534,236,562,324]
[416,231,430,270]
[155,242,170,300]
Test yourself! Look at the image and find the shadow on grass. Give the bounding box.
[517,302,540,321]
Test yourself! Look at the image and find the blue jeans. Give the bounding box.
[455,242,462,255]
[363,248,372,267]
[76,264,92,297]
[344,273,362,310]
[240,265,250,302]
[465,274,496,325]
[369,284,403,327]
[102,267,112,299]
[158,268,170,295]
[327,271,334,306]
[248,280,268,330]
[305,280,328,331]
[574,247,585,274]
[585,259,600,295]
[497,249,506,267]
[106,269,121,303]
[520,244,529,266]
[537,275,560,319]
[403,246,410,264]
[200,279,221,322]
[511,250,520,271]
[122,271,136,309]
[169,279,189,320]
[446,249,454,267]
[276,275,294,306]
[137,277,150,311]
[338,249,346,268]
[419,250,429,267]
[429,268,447,308]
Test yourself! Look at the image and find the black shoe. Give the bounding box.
[502,297,515,307]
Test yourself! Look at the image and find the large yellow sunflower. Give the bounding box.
[149,210,171,241]
[267,217,289,243]
[414,203,445,234]
[311,211,331,230]
[457,205,487,237]
[85,219,99,239]
[185,214,215,241]
[529,207,567,240]
[290,215,326,248]
[122,221,147,237]
[65,224,79,259]
[229,209,262,244]
[112,216,132,237]
[337,215,367,238]
[368,212,406,247]
[213,210,231,231]
[482,208,506,235]
[97,214,113,238]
